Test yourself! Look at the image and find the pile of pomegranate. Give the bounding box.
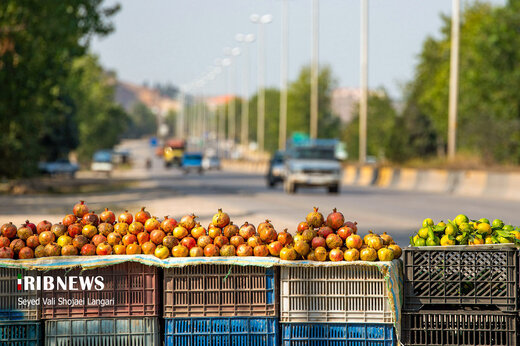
[0,202,401,262]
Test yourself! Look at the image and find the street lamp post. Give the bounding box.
[236,33,255,150]
[279,0,289,150]
[310,0,319,140]
[448,0,460,160]
[359,0,368,164]
[251,13,273,153]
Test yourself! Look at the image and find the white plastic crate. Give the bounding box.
[280,266,392,323]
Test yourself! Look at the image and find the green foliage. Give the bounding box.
[248,89,280,153]
[125,103,157,139]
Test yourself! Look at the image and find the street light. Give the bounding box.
[310,0,319,140]
[279,0,289,150]
[359,0,368,163]
[251,13,273,152]
[236,33,255,149]
[223,48,240,145]
[448,0,460,160]
[221,58,231,149]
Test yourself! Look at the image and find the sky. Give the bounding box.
[91,0,505,99]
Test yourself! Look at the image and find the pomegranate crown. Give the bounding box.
[141,207,146,211]
[313,207,319,212]
[332,208,337,213]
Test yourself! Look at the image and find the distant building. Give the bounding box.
[331,87,361,124]
[114,81,179,116]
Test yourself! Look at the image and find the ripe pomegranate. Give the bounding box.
[247,235,263,248]
[367,236,383,250]
[68,223,83,237]
[337,226,353,240]
[171,244,188,258]
[0,246,14,258]
[25,235,39,249]
[118,210,133,224]
[307,250,317,261]
[61,245,78,256]
[145,217,160,232]
[197,235,212,248]
[181,237,197,250]
[98,222,115,237]
[329,248,344,262]
[190,246,204,257]
[223,222,239,238]
[1,222,17,238]
[122,234,137,246]
[72,235,89,249]
[360,247,377,261]
[173,226,188,240]
[36,220,52,235]
[113,244,126,255]
[0,236,10,247]
[96,242,112,256]
[239,222,256,239]
[204,244,219,257]
[128,221,144,235]
[220,244,236,256]
[344,248,360,261]
[237,244,253,256]
[57,235,73,247]
[297,222,309,233]
[91,234,107,247]
[44,242,61,257]
[230,236,245,247]
[39,231,55,246]
[179,214,197,230]
[259,227,277,243]
[100,208,116,224]
[163,235,179,249]
[82,212,100,227]
[51,223,66,238]
[214,235,229,248]
[317,226,333,238]
[114,222,129,235]
[277,229,293,246]
[268,241,283,256]
[306,207,324,228]
[126,243,141,255]
[62,214,77,227]
[82,225,97,239]
[378,247,394,261]
[107,232,122,246]
[301,229,317,242]
[346,235,363,249]
[212,209,230,228]
[17,226,33,241]
[326,208,345,230]
[137,231,150,245]
[135,207,151,224]
[23,220,37,233]
[326,234,343,249]
[253,245,269,257]
[34,245,46,258]
[150,230,166,244]
[388,244,402,259]
[81,243,96,256]
[161,216,178,233]
[311,236,326,249]
[191,223,206,239]
[208,227,222,239]
[294,240,311,257]
[314,246,328,261]
[18,247,34,259]
[280,246,297,261]
[142,242,156,254]
[73,200,89,218]
[380,232,394,245]
[344,221,358,233]
[257,220,274,235]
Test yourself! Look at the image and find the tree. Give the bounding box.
[125,103,157,139]
[248,89,280,153]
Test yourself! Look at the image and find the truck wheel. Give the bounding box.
[328,185,340,194]
[267,178,275,188]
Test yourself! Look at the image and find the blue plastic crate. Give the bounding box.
[281,322,396,346]
[0,321,42,346]
[165,317,279,346]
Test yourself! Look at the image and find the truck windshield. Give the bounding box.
[293,147,335,160]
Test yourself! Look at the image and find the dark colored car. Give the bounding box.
[38,159,79,178]
[266,150,286,187]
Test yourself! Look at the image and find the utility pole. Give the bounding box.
[448,0,460,160]
[279,0,289,150]
[310,0,319,139]
[359,0,368,163]
[236,34,255,149]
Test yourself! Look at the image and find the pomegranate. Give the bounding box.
[0,246,14,258]
[24,220,37,233]
[39,231,55,246]
[344,221,358,233]
[61,245,78,256]
[51,223,66,238]
[306,207,324,228]
[135,207,151,224]
[181,237,197,250]
[150,229,167,244]
[294,234,303,242]
[82,225,97,239]
[118,210,133,224]
[171,244,188,258]
[82,212,99,227]
[380,232,394,245]
[113,244,126,255]
[73,200,89,218]
[72,235,89,249]
[294,240,311,256]
[326,208,345,230]
[163,235,179,249]
[129,221,144,235]
[161,216,177,233]
[214,235,229,248]
[346,235,363,249]
[329,248,344,262]
[126,243,141,255]
[388,244,402,259]
[239,222,256,239]
[98,222,114,237]
[301,229,317,242]
[1,223,17,238]
[314,246,328,261]
[317,226,333,239]
[100,208,116,224]
[204,244,219,257]
[208,227,222,239]
[257,220,274,235]
[26,235,40,249]
[253,245,269,257]
[190,246,204,257]
[279,246,297,261]
[307,250,317,261]
[237,244,253,256]
[0,236,10,247]
[191,223,206,239]
[114,222,129,235]
[344,248,360,261]
[62,214,77,227]
[360,247,377,261]
[223,222,239,238]
[57,235,73,247]
[179,214,197,230]
[142,242,156,254]
[259,227,277,243]
[44,242,61,257]
[96,242,112,256]
[92,234,107,247]
[230,235,245,247]
[36,220,52,235]
[173,226,188,240]
[18,247,34,259]
[17,226,33,241]
[378,247,394,261]
[297,222,309,233]
[81,243,96,256]
[268,241,283,256]
[220,244,236,256]
[137,231,150,245]
[311,236,326,249]
[367,236,383,250]
[122,234,137,246]
[277,229,293,246]
[145,217,160,232]
[212,208,230,228]
[197,235,212,248]
[247,235,263,248]
[68,223,83,237]
[337,226,353,240]
[107,232,122,246]
[326,234,343,249]
[34,245,46,258]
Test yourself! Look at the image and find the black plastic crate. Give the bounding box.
[402,310,517,346]
[403,247,517,311]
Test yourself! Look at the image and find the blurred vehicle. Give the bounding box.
[266,150,286,187]
[181,152,203,174]
[91,150,113,175]
[284,139,342,194]
[202,155,221,170]
[38,159,79,178]
[113,150,130,164]
[164,139,186,167]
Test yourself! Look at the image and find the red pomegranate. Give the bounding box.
[180,214,197,230]
[122,234,137,246]
[239,222,256,239]
[44,243,61,257]
[326,233,343,249]
[203,244,219,257]
[68,223,83,237]
[268,241,283,256]
[190,246,204,257]
[197,235,212,248]
[344,221,358,233]
[92,234,107,247]
[96,242,112,256]
[253,245,269,257]
[191,223,206,239]
[126,243,141,255]
[230,236,245,247]
[326,208,345,230]
[1,222,17,239]
[100,208,116,224]
[259,226,277,243]
[80,243,96,256]
[212,209,230,228]
[214,235,229,248]
[311,236,326,249]
[247,235,263,248]
[337,226,354,240]
[297,222,309,233]
[61,245,78,256]
[135,207,151,224]
[82,212,99,227]
[223,222,239,238]
[26,235,40,249]
[162,235,179,249]
[38,231,55,246]
[0,246,14,258]
[142,242,156,254]
[73,200,89,218]
[72,235,89,249]
[0,236,10,247]
[114,222,129,235]
[317,226,334,238]
[23,220,37,233]
[50,223,66,238]
[137,231,150,245]
[181,237,197,250]
[277,229,293,246]
[161,216,178,233]
[257,220,274,235]
[128,222,144,235]
[236,244,253,256]
[107,232,122,246]
[12,240,28,255]
[144,217,161,232]
[118,210,133,224]
[150,229,166,245]
[62,214,77,227]
[36,220,52,235]
[34,245,46,258]
[306,207,324,228]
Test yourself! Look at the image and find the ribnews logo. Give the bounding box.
[16,273,105,291]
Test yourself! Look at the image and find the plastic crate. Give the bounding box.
[402,310,517,346]
[41,262,160,319]
[280,266,392,323]
[44,317,159,346]
[403,247,517,312]
[281,322,396,346]
[0,321,42,345]
[0,267,40,321]
[163,265,277,317]
[164,317,278,346]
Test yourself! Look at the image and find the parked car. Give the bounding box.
[38,159,79,178]
[202,155,221,170]
[266,150,286,187]
[181,152,203,174]
[91,150,113,175]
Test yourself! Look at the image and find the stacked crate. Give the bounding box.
[163,264,279,345]
[279,265,396,345]
[0,267,42,345]
[402,247,518,346]
[42,262,161,346]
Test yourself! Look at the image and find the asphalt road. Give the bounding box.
[3,140,520,247]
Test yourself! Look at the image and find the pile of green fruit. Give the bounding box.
[411,214,520,246]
